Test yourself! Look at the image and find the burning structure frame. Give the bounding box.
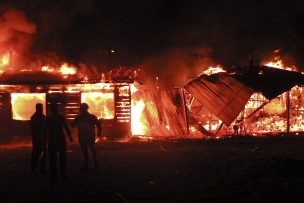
[0,78,133,140]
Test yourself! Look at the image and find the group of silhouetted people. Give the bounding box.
[30,102,102,183]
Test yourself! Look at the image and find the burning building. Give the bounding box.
[184,55,304,137]
[0,70,134,141]
[1,9,304,144]
[0,63,190,143]
[1,52,304,143]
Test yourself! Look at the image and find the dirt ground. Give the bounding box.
[1,136,304,203]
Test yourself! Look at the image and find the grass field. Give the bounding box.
[1,136,304,202]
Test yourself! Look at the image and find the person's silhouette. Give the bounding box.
[43,102,73,182]
[30,103,46,174]
[71,103,102,171]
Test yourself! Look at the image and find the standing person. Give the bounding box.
[71,103,102,171]
[43,102,73,182]
[30,103,46,174]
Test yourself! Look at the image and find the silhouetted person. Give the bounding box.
[30,103,46,174]
[43,102,73,182]
[71,103,102,171]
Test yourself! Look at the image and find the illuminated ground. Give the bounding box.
[1,136,304,202]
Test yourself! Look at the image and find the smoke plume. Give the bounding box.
[0,9,36,70]
[141,47,217,87]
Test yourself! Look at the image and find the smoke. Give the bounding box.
[0,3,302,83]
[0,9,36,70]
[140,47,217,87]
[0,10,36,42]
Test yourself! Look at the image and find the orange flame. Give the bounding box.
[131,99,147,135]
[41,65,54,72]
[241,53,303,135]
[59,63,77,75]
[190,57,304,137]
[11,93,46,120]
[264,98,285,115]
[81,92,115,119]
[264,58,296,71]
[0,52,10,73]
[203,65,226,76]
[130,84,148,135]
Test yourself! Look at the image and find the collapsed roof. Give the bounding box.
[234,65,304,100]
[185,65,304,126]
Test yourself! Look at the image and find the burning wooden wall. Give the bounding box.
[0,81,132,140]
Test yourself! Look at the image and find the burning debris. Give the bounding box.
[0,8,304,142]
[1,43,304,141]
[185,53,304,137]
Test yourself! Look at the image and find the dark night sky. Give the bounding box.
[1,0,304,82]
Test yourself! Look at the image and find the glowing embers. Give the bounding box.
[11,93,46,120]
[81,92,114,119]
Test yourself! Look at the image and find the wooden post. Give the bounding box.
[215,122,224,136]
[181,88,190,135]
[286,91,290,133]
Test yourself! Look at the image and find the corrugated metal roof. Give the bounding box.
[185,73,254,126]
[185,66,304,127]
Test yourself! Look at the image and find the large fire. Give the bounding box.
[5,50,304,139]
[0,5,303,139]
[130,84,148,135]
[41,63,77,77]
[244,55,304,134]
[11,93,46,120]
[186,54,304,137]
[81,92,114,119]
[4,54,304,139]
[0,9,190,139]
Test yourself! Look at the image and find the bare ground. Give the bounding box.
[1,136,304,203]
